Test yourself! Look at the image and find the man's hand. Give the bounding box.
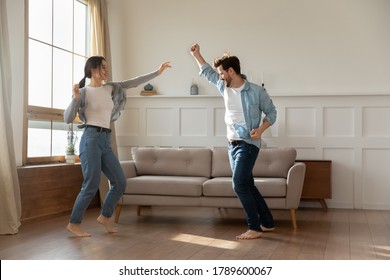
[250,128,262,140]
[190,43,206,67]
[250,120,271,140]
[190,43,200,56]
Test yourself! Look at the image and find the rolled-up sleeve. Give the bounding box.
[260,89,277,126]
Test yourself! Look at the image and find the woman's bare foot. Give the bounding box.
[97,214,118,233]
[66,223,91,237]
[236,230,262,240]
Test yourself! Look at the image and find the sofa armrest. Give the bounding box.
[120,160,137,179]
[285,162,306,209]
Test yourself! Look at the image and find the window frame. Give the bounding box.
[24,0,88,165]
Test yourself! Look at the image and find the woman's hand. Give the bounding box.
[157,61,171,75]
[72,84,80,99]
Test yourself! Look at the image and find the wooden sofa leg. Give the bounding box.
[114,204,122,223]
[137,206,141,216]
[289,209,297,229]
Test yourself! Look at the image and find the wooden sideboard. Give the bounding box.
[296,160,332,210]
[17,163,100,222]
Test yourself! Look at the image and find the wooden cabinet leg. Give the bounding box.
[289,209,297,229]
[114,204,122,223]
[319,199,328,211]
[137,206,141,216]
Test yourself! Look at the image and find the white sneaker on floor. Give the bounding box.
[260,225,275,232]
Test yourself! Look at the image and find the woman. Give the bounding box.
[64,56,171,237]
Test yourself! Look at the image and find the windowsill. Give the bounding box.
[18,162,81,169]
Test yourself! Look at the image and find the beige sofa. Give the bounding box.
[116,147,306,228]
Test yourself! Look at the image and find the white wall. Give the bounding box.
[107,0,390,96]
[107,0,390,210]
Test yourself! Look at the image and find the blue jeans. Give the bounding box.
[228,141,275,231]
[69,127,126,224]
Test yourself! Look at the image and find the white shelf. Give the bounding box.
[127,94,221,98]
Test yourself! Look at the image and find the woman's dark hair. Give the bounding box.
[78,56,106,88]
[213,53,241,75]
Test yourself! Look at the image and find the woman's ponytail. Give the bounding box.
[79,76,86,88]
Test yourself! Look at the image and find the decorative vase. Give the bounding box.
[65,154,76,164]
[190,83,198,95]
[144,83,153,91]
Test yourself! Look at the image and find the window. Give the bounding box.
[27,0,89,164]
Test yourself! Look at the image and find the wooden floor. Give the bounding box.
[1,206,390,260]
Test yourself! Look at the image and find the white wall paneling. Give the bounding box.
[180,108,207,136]
[362,149,390,209]
[116,94,390,210]
[363,107,390,137]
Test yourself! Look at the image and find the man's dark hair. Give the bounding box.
[213,53,241,75]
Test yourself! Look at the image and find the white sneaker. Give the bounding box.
[260,225,275,232]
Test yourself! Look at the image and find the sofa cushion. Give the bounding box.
[211,147,296,178]
[253,148,296,178]
[211,148,231,177]
[125,176,208,197]
[203,177,287,197]
[131,147,212,177]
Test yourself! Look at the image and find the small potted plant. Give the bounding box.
[65,123,77,164]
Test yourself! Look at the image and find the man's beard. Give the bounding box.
[224,77,232,87]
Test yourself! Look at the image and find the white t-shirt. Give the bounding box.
[84,85,114,129]
[223,83,247,140]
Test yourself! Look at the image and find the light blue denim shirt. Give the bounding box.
[199,63,277,148]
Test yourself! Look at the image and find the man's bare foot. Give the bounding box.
[66,223,91,237]
[97,214,118,233]
[236,230,262,240]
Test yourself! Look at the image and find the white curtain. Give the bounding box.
[0,0,21,235]
[89,0,112,62]
[88,0,117,205]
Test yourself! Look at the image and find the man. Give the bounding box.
[190,43,277,239]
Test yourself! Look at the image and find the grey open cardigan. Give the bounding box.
[64,70,159,126]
